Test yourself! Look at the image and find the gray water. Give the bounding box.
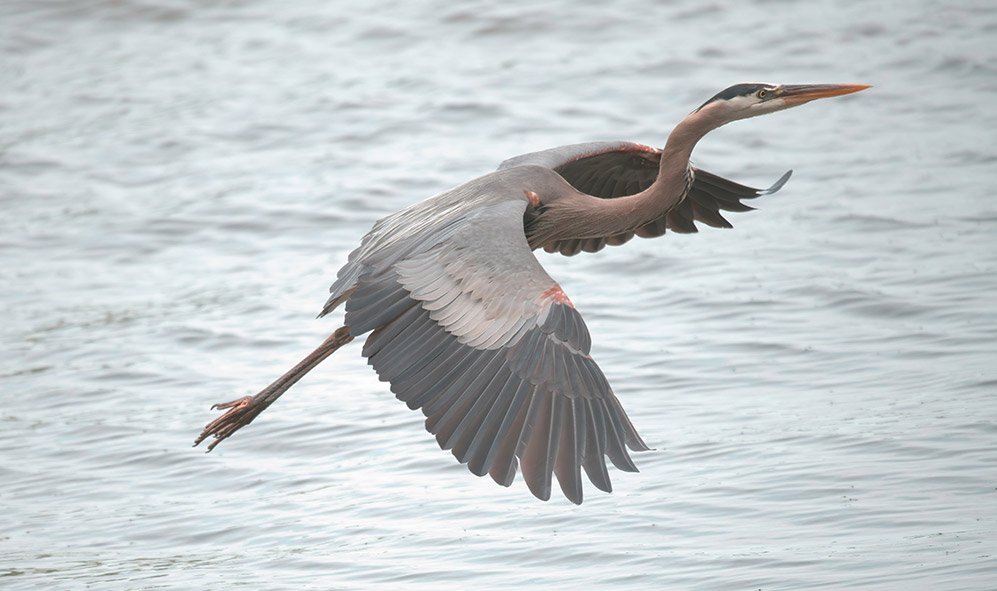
[2,1,995,589]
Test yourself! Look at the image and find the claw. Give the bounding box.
[211,396,252,411]
[194,396,263,451]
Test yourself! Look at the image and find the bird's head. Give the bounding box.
[693,82,871,125]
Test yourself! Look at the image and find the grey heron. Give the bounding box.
[195,82,870,504]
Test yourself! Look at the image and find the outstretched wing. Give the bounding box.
[502,141,791,255]
[326,180,647,504]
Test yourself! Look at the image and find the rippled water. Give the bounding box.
[3,1,995,589]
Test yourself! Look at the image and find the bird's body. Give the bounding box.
[196,82,869,504]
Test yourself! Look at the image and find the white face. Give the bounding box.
[718,85,793,121]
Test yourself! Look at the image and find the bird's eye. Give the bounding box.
[757,89,768,99]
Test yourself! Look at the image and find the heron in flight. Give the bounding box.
[195,82,869,504]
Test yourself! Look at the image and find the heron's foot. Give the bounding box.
[194,395,263,452]
[193,326,353,453]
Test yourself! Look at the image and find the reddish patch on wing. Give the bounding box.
[541,285,574,308]
[524,190,541,208]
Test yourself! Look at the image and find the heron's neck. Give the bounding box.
[661,110,715,165]
[596,112,716,233]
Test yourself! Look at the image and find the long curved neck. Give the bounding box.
[578,110,720,236]
[660,108,717,168]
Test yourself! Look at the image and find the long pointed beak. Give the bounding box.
[779,84,871,105]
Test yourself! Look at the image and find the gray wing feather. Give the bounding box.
[360,296,646,504]
[330,174,647,503]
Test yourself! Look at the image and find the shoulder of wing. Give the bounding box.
[498,141,659,171]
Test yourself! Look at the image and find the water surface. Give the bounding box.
[2,1,995,589]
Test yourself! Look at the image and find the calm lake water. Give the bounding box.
[2,1,995,589]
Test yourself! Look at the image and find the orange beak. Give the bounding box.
[778,84,872,105]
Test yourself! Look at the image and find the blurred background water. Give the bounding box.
[2,0,995,589]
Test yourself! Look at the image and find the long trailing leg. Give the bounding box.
[194,325,354,451]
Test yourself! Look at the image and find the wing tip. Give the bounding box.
[761,169,793,195]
